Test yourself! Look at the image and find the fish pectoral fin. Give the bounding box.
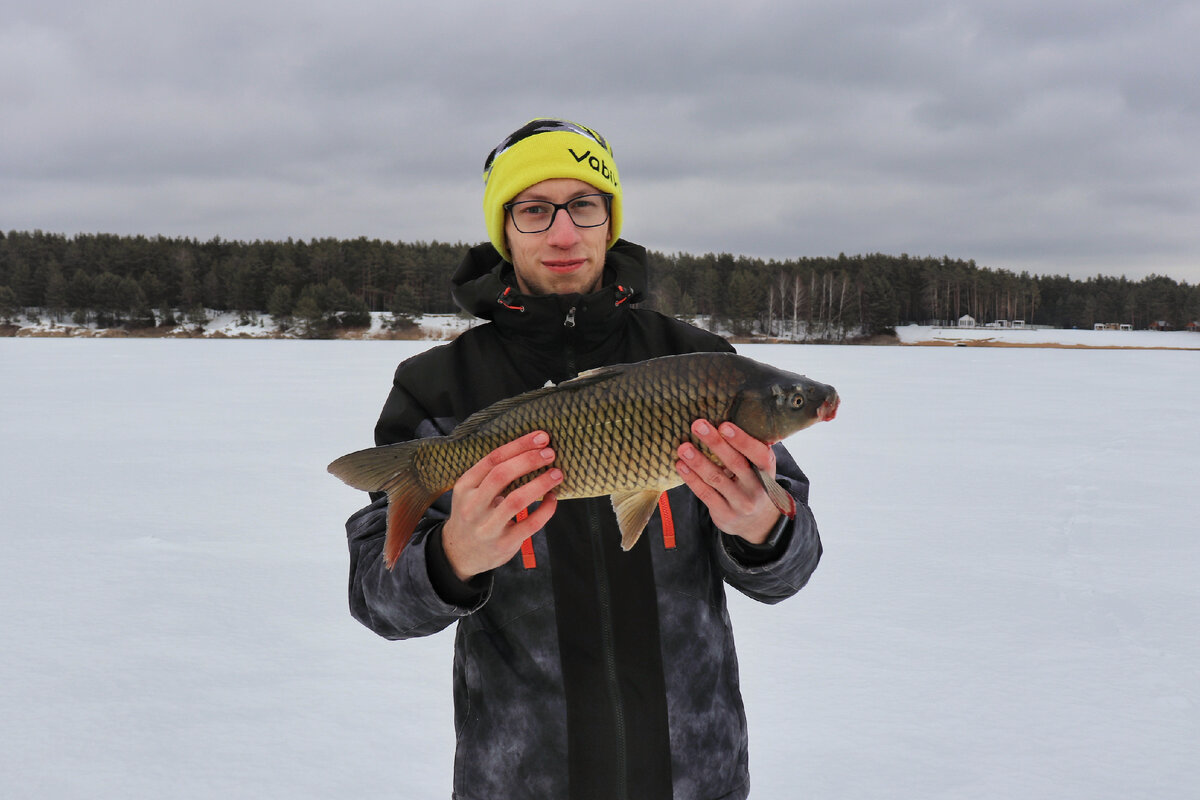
[611,489,663,551]
[755,467,796,519]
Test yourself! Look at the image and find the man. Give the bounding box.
[344,119,822,800]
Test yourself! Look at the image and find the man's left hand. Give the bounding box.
[675,420,782,545]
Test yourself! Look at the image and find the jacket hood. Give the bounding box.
[451,239,649,322]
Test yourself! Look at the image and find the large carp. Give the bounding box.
[329,352,839,569]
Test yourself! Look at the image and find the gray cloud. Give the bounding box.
[3,0,1197,282]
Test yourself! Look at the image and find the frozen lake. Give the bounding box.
[2,339,1197,799]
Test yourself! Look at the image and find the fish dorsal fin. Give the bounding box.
[450,366,628,439]
[566,363,628,382]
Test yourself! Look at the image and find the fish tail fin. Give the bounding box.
[328,442,444,569]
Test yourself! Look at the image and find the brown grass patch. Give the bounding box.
[845,333,901,346]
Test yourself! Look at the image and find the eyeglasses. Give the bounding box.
[504,193,613,234]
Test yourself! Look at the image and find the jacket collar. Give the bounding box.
[451,239,647,355]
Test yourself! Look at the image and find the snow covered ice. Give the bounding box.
[1,339,1197,799]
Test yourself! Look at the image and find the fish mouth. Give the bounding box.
[817,393,840,422]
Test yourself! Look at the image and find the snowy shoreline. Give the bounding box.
[2,310,478,342]
[5,312,1200,349]
[894,323,1200,350]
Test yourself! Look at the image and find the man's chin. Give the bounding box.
[522,272,602,297]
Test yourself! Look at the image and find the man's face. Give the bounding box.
[505,178,610,297]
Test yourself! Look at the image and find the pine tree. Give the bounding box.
[68,269,94,324]
[158,300,176,328]
[293,293,324,338]
[387,285,419,330]
[45,266,68,322]
[0,285,19,324]
[93,272,124,326]
[267,285,294,330]
[186,304,209,331]
[726,269,762,336]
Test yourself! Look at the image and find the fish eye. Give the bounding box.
[790,392,805,409]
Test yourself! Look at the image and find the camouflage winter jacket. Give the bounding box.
[344,240,823,800]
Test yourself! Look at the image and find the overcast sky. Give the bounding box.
[5,0,1198,283]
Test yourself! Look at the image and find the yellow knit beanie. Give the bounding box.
[482,119,622,263]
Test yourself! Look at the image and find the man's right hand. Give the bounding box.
[441,430,562,582]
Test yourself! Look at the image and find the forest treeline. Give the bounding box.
[1,230,1197,338]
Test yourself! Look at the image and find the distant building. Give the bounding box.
[958,314,976,328]
[1187,321,1199,333]
[1150,320,1172,331]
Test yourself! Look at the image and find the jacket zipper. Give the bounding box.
[563,306,626,795]
[563,307,579,378]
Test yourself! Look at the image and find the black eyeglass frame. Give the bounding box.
[503,193,614,234]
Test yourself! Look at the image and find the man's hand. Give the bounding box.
[675,420,782,545]
[442,431,562,582]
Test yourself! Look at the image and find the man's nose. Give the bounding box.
[545,208,581,247]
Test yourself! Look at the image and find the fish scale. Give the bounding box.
[329,352,839,568]
[545,362,717,496]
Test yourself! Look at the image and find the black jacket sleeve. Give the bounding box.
[713,443,823,604]
[345,365,492,640]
